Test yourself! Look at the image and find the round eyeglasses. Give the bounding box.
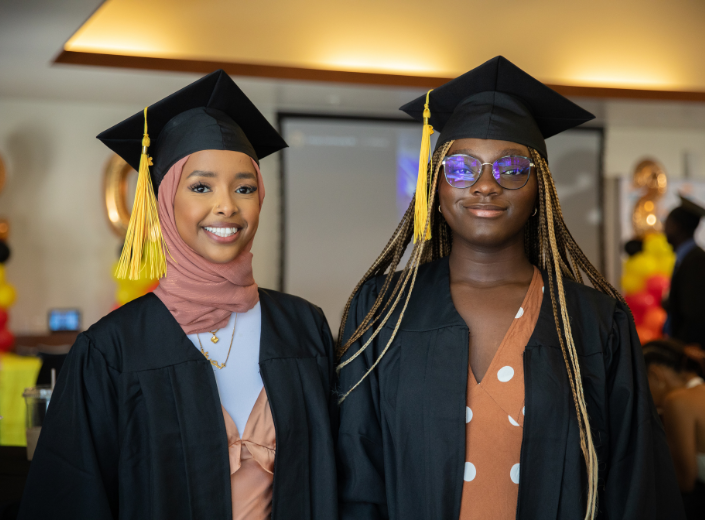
[442,154,534,190]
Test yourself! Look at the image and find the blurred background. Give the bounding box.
[3,0,705,514]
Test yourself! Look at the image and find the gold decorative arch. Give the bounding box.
[631,158,668,238]
[103,154,136,238]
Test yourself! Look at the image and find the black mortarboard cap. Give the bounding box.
[399,56,595,158]
[679,194,705,218]
[97,69,287,191]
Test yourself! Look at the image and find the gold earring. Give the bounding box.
[439,205,442,214]
[532,207,538,217]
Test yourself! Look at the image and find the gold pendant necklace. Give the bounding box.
[197,315,237,369]
[209,329,220,343]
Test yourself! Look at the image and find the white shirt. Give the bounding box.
[187,304,263,433]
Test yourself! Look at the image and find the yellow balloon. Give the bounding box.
[0,264,5,284]
[621,272,646,295]
[116,284,142,306]
[643,233,670,255]
[655,255,676,276]
[0,282,16,308]
[626,253,658,278]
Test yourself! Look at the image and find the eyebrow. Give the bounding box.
[186,170,257,180]
[450,148,528,158]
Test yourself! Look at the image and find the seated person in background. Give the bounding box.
[664,195,705,349]
[645,339,705,519]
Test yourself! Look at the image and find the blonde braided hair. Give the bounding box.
[336,142,625,520]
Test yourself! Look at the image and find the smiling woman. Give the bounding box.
[18,70,338,520]
[174,150,261,264]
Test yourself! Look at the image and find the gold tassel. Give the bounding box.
[115,108,168,280]
[413,89,434,243]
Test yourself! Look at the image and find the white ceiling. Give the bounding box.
[1,0,705,130]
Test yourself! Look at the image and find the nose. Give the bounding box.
[213,190,238,217]
[471,163,501,197]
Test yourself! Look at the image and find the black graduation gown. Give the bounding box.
[337,256,684,520]
[668,245,705,349]
[18,290,338,520]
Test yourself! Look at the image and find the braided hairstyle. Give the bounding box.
[336,141,625,520]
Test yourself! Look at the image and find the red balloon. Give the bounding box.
[646,275,670,302]
[625,291,656,325]
[0,327,15,352]
[636,324,659,345]
[0,308,8,329]
[643,306,667,335]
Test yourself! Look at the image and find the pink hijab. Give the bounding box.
[153,154,264,334]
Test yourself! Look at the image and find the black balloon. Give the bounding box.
[0,241,10,263]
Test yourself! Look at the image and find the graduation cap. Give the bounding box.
[670,194,705,234]
[399,56,595,242]
[97,69,287,280]
[678,194,705,218]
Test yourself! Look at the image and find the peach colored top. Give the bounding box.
[222,387,276,520]
[459,267,543,520]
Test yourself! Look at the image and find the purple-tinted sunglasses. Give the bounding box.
[442,154,534,190]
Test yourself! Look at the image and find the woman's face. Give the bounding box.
[438,138,538,249]
[174,149,260,264]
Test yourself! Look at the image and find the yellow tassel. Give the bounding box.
[115,108,168,280]
[414,89,434,243]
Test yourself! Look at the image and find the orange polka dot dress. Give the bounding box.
[459,267,543,520]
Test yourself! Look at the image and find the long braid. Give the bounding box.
[336,142,453,401]
[337,145,620,520]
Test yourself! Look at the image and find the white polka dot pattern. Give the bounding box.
[515,307,524,319]
[497,366,514,382]
[464,462,476,482]
[510,463,520,484]
[508,415,519,426]
[466,406,473,423]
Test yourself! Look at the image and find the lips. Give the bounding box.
[464,204,507,218]
[202,225,241,243]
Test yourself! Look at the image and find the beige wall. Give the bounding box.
[0,97,280,334]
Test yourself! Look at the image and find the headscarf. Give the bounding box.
[153,154,265,334]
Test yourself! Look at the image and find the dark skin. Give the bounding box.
[439,138,538,382]
[665,213,694,250]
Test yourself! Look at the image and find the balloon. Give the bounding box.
[645,275,670,302]
[0,241,10,264]
[113,260,160,306]
[643,306,667,335]
[116,284,144,306]
[0,308,8,329]
[621,273,646,295]
[0,264,5,283]
[626,291,656,311]
[0,282,16,308]
[636,324,660,345]
[625,291,656,325]
[0,328,15,352]
[625,253,659,279]
[655,255,676,276]
[643,233,672,256]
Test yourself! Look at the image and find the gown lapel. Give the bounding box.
[136,294,232,519]
[516,272,570,520]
